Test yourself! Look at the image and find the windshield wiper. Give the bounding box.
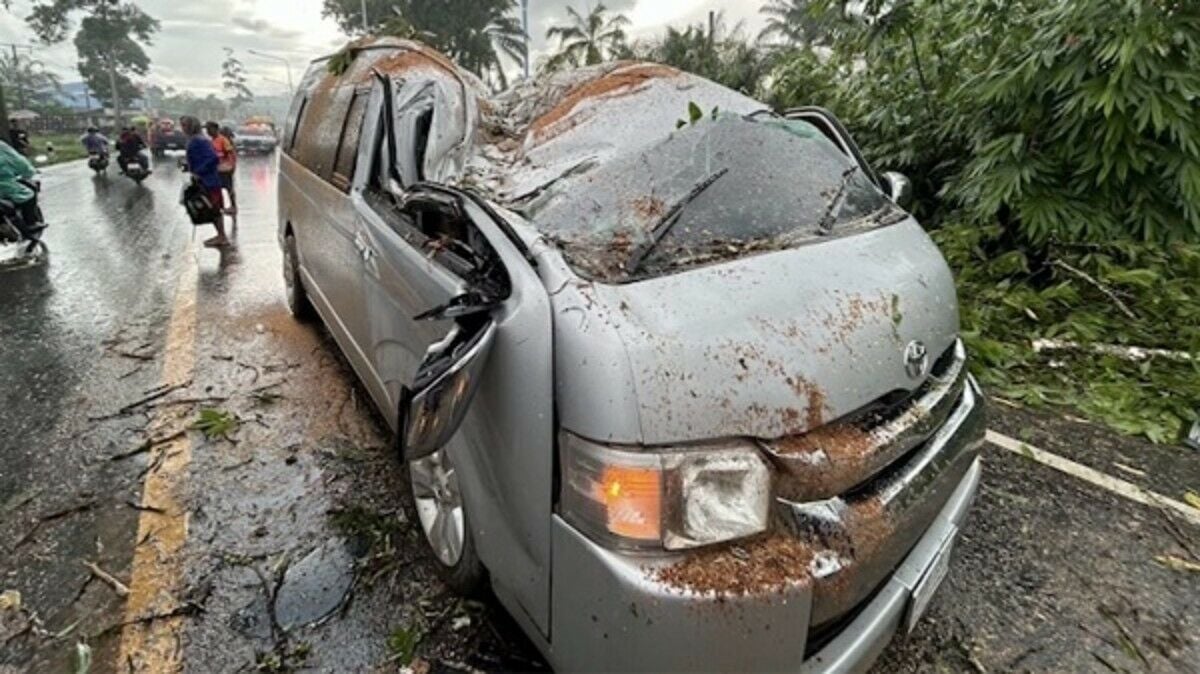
[817,165,860,235]
[624,167,730,275]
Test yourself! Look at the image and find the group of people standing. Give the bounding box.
[181,116,238,248]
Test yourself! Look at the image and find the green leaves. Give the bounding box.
[191,408,240,441]
[936,222,1200,444]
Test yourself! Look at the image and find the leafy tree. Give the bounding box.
[638,14,769,95]
[0,52,63,112]
[768,0,1200,245]
[545,3,630,70]
[27,0,160,122]
[324,0,526,89]
[221,48,253,111]
[758,0,845,47]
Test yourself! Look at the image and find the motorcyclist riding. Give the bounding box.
[117,125,149,174]
[81,127,109,158]
[0,138,44,241]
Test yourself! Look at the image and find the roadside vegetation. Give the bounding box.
[757,0,1200,443]
[226,0,1197,443]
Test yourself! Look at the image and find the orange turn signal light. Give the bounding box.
[597,466,662,540]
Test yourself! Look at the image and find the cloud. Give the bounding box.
[230,15,303,41]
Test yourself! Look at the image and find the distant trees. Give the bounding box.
[636,13,769,95]
[0,51,63,112]
[545,3,630,70]
[324,0,527,88]
[26,0,160,122]
[222,49,253,112]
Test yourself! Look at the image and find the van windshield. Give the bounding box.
[520,115,899,283]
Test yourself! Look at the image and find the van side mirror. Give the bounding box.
[401,318,497,462]
[880,171,913,209]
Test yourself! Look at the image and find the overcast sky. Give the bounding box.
[0,1,767,97]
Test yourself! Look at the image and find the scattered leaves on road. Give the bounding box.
[386,624,423,666]
[1183,490,1200,511]
[192,408,240,441]
[1155,554,1200,574]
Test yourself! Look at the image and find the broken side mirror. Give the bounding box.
[880,171,913,209]
[401,317,497,462]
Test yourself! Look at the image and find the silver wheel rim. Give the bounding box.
[410,448,465,567]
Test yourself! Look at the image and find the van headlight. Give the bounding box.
[560,432,772,550]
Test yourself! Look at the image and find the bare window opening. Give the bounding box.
[412,108,434,183]
[285,96,307,154]
[332,90,370,191]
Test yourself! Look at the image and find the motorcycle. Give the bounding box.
[88,152,109,175]
[0,177,48,261]
[119,149,152,185]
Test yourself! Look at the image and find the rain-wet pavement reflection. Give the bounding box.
[1,154,543,673]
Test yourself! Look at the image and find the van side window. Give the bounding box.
[293,86,353,180]
[331,90,369,192]
[284,96,307,154]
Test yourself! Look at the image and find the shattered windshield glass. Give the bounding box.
[520,115,898,283]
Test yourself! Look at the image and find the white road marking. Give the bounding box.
[986,430,1200,528]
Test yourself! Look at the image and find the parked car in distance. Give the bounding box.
[151,118,187,157]
[278,37,985,672]
[234,123,278,155]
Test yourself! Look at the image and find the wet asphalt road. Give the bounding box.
[1,156,1197,673]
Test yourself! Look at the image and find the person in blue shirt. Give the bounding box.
[80,127,109,158]
[181,116,228,247]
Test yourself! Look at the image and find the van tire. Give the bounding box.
[406,449,487,596]
[284,233,316,321]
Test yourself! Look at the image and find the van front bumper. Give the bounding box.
[545,379,985,672]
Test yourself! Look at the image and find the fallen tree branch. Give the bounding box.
[1032,339,1194,363]
[110,429,188,461]
[89,380,193,421]
[82,561,130,598]
[1050,259,1138,320]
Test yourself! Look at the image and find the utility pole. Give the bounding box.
[361,0,369,33]
[96,0,123,127]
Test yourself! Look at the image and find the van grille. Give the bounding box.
[762,341,967,502]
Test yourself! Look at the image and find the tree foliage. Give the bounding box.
[634,14,769,95]
[222,49,253,111]
[27,0,159,110]
[324,0,526,89]
[0,52,62,111]
[768,0,1200,245]
[545,3,630,71]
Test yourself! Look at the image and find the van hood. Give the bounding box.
[549,219,960,445]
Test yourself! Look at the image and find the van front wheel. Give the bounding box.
[409,447,486,594]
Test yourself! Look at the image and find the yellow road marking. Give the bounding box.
[117,256,198,672]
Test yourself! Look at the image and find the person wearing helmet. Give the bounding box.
[8,119,31,156]
[80,127,109,158]
[117,124,149,174]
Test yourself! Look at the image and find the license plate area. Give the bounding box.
[905,532,955,633]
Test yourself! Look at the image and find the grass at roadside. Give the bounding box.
[936,223,1200,444]
[27,133,89,165]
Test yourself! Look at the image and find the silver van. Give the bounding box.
[278,38,985,672]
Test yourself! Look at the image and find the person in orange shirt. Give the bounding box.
[205,121,238,215]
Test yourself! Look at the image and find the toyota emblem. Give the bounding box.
[904,341,929,379]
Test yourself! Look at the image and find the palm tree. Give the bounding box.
[382,0,526,89]
[759,0,844,47]
[545,3,630,70]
